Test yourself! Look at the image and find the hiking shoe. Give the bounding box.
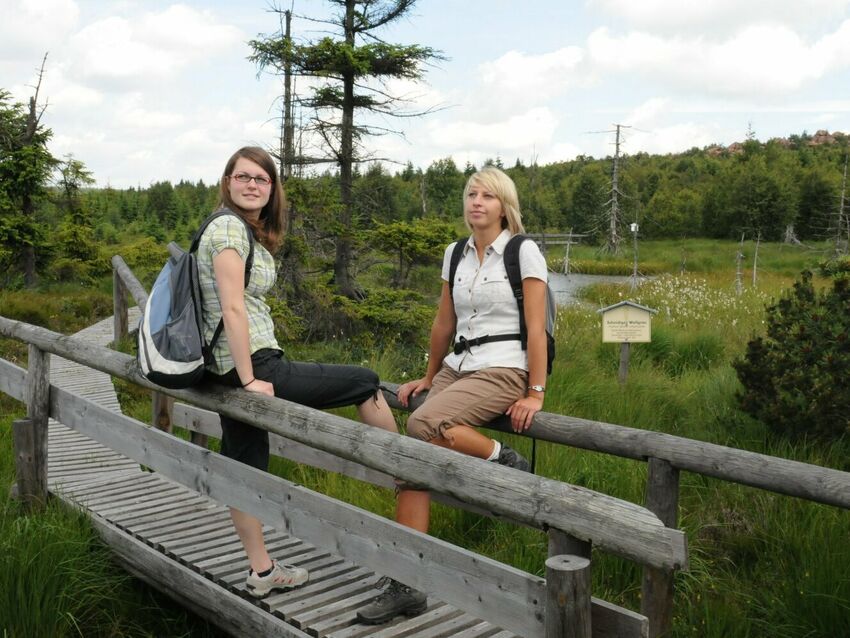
[356,577,427,625]
[245,560,309,598]
[493,444,531,472]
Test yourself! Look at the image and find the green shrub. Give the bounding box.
[734,271,850,440]
[817,256,850,278]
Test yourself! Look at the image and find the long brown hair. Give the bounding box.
[217,146,286,253]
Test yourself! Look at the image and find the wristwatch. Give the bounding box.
[528,385,545,393]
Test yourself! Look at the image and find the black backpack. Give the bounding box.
[448,234,556,374]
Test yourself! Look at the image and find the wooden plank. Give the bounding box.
[276,573,377,619]
[0,357,26,401]
[58,493,311,638]
[448,621,502,638]
[152,520,235,549]
[146,516,233,546]
[291,588,381,633]
[264,566,371,612]
[327,603,459,638]
[125,505,224,535]
[402,613,484,638]
[199,537,307,575]
[591,599,648,638]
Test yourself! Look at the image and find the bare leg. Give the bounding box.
[357,392,398,433]
[430,424,496,458]
[396,489,431,532]
[394,424,495,534]
[230,508,272,573]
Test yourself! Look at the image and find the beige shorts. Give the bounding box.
[406,364,528,442]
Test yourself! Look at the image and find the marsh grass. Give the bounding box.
[1,239,849,637]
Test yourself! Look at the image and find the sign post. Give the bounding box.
[598,301,657,385]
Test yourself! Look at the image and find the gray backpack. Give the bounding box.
[137,209,254,388]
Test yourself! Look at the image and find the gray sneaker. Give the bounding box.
[493,444,531,472]
[356,577,427,625]
[245,560,309,598]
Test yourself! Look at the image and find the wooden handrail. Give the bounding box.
[381,382,850,510]
[0,314,687,572]
[110,255,149,312]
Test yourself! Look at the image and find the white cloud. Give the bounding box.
[587,21,850,97]
[588,0,850,36]
[66,7,243,88]
[479,47,586,101]
[427,107,559,153]
[0,0,79,59]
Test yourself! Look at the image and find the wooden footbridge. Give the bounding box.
[1,256,848,638]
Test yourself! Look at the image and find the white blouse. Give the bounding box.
[440,229,548,373]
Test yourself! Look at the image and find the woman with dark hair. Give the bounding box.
[197,146,400,598]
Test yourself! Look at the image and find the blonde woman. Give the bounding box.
[357,166,547,624]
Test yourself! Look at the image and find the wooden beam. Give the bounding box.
[110,255,148,311]
[381,383,850,510]
[112,269,128,343]
[22,344,50,508]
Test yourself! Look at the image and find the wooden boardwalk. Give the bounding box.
[45,312,519,638]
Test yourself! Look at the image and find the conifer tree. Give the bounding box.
[250,0,441,298]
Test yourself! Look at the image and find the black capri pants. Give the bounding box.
[207,348,380,470]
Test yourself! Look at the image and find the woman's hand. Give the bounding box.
[243,378,274,397]
[505,395,543,433]
[397,377,432,408]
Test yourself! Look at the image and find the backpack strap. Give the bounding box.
[447,237,469,299]
[191,208,257,355]
[190,208,255,288]
[503,234,529,350]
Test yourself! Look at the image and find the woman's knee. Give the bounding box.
[406,411,436,441]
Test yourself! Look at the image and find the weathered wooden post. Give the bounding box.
[152,393,174,433]
[549,528,591,559]
[545,554,592,638]
[113,268,128,344]
[14,345,51,509]
[641,457,680,637]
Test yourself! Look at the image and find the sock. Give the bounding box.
[252,564,274,578]
[486,441,501,461]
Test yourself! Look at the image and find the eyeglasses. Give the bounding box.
[230,173,272,186]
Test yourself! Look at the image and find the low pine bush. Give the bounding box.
[734,271,850,441]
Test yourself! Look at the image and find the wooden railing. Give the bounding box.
[106,252,850,637]
[1,312,685,638]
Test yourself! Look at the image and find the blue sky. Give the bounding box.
[3,0,850,187]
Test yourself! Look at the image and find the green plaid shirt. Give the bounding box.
[196,214,279,375]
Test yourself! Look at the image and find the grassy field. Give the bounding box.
[1,239,849,637]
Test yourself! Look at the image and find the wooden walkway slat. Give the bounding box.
[38,310,521,638]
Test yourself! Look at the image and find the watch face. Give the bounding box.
[530,385,545,392]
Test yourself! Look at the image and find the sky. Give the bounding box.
[3,0,850,188]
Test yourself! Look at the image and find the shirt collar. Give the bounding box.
[465,228,512,256]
